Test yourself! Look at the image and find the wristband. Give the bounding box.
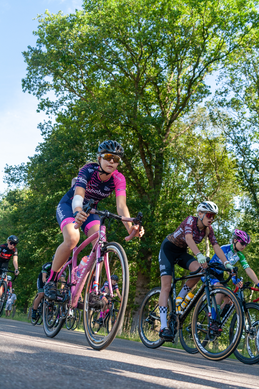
[73,211,79,218]
[257,283,259,288]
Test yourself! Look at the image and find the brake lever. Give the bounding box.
[83,199,95,214]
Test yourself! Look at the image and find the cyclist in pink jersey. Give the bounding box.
[158,201,234,339]
[45,140,144,300]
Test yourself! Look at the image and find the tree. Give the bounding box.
[10,0,257,322]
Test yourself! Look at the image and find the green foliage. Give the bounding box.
[2,0,259,311]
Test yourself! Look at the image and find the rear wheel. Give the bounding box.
[83,242,129,350]
[31,295,40,325]
[0,282,7,316]
[192,286,243,361]
[71,309,81,330]
[230,302,259,364]
[138,287,173,349]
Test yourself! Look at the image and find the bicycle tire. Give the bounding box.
[83,242,129,350]
[192,286,243,361]
[106,307,119,334]
[138,286,173,349]
[0,282,7,316]
[230,302,259,364]
[43,300,65,338]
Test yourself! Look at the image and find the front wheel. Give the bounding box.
[138,287,173,349]
[230,302,259,364]
[192,286,243,361]
[83,242,129,350]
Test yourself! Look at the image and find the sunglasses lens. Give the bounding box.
[102,154,120,163]
[10,242,16,246]
[206,213,215,219]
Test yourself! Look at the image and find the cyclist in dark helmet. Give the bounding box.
[44,140,144,300]
[0,236,19,299]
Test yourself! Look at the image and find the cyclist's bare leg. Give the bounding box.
[87,223,100,246]
[52,223,80,272]
[33,292,44,310]
[159,275,172,307]
[184,261,202,289]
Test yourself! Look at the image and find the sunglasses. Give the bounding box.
[205,213,216,220]
[237,240,247,247]
[101,153,121,163]
[9,242,17,246]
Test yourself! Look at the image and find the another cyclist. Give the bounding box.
[44,140,144,300]
[5,290,17,317]
[32,257,66,320]
[158,201,234,339]
[207,230,259,310]
[7,275,13,293]
[97,274,122,323]
[0,235,19,298]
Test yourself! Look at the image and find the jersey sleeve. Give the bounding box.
[183,216,194,235]
[75,164,96,190]
[238,252,250,270]
[208,227,218,246]
[112,171,126,197]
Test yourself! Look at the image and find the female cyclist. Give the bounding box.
[158,201,234,339]
[208,229,259,289]
[44,140,144,300]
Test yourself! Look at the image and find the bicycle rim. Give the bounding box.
[0,282,7,316]
[72,309,81,330]
[43,300,65,338]
[192,286,243,361]
[83,242,129,350]
[138,287,172,349]
[231,302,259,364]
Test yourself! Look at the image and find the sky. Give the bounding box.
[0,0,83,194]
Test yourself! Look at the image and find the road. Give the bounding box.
[0,318,258,389]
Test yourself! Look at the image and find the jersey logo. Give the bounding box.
[88,169,94,173]
[104,186,110,191]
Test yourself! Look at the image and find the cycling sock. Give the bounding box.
[47,270,58,283]
[177,284,191,299]
[159,306,168,329]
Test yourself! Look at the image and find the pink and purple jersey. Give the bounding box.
[167,216,218,248]
[66,163,126,207]
[56,163,126,233]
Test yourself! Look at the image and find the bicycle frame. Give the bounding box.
[56,210,138,309]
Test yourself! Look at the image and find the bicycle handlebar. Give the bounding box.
[0,269,18,282]
[204,258,237,285]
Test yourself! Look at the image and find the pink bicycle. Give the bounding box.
[43,199,142,350]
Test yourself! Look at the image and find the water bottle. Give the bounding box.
[76,256,89,278]
[180,292,194,310]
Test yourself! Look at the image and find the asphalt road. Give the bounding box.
[0,318,258,389]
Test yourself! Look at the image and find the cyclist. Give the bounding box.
[158,201,234,339]
[5,290,17,317]
[7,275,13,293]
[32,257,66,320]
[44,140,144,300]
[207,229,259,311]
[97,274,122,323]
[0,235,19,299]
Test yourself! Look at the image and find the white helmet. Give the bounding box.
[197,201,218,214]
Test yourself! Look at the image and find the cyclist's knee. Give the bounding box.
[63,235,79,250]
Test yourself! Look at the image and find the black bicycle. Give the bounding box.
[0,269,17,316]
[90,297,119,335]
[138,260,243,361]
[229,281,259,364]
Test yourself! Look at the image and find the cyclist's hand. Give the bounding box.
[14,269,19,276]
[224,261,234,272]
[196,253,206,264]
[125,225,144,241]
[232,276,242,288]
[74,210,89,229]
